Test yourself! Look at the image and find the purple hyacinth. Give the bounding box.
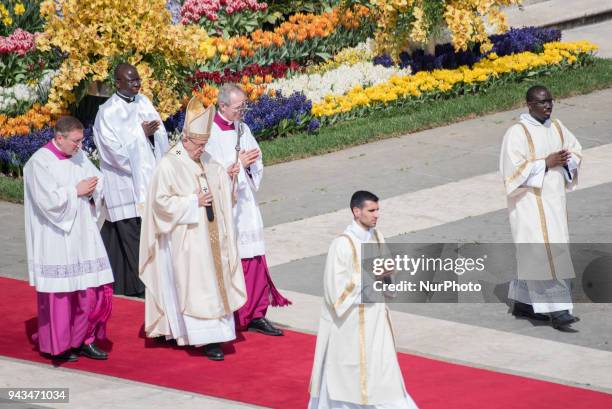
[373,54,394,68]
[374,26,562,73]
[243,92,317,140]
[163,110,186,134]
[0,124,98,170]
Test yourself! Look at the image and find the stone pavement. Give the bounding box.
[565,20,612,58]
[1,21,611,409]
[505,0,612,29]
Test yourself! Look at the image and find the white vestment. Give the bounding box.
[139,142,247,346]
[309,221,419,409]
[156,234,236,346]
[93,93,169,221]
[500,113,582,312]
[24,144,114,293]
[206,117,265,258]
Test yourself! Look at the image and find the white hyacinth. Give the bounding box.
[0,70,57,115]
[269,62,411,103]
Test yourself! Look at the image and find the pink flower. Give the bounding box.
[180,0,267,22]
[0,29,39,56]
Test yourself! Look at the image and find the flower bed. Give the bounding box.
[200,5,373,71]
[269,61,411,103]
[312,41,598,120]
[373,27,562,73]
[0,70,55,116]
[0,1,602,173]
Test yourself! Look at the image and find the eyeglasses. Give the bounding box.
[226,102,249,113]
[186,138,207,148]
[61,137,83,146]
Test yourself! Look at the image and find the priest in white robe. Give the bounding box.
[93,63,169,297]
[500,85,582,330]
[309,191,419,409]
[24,116,114,362]
[139,97,247,361]
[205,83,290,336]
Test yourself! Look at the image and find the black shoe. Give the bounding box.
[203,343,224,361]
[511,302,549,321]
[550,310,579,330]
[247,317,284,336]
[78,343,108,360]
[48,350,78,362]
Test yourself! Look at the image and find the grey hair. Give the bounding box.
[217,83,246,106]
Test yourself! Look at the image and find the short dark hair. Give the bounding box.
[54,116,84,136]
[350,190,379,211]
[526,85,550,102]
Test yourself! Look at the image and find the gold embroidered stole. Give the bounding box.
[196,162,231,315]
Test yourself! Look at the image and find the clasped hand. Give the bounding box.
[545,149,571,169]
[76,177,98,197]
[141,120,160,137]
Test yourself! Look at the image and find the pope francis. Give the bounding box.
[139,97,247,360]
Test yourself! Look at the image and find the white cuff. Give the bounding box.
[177,194,200,225]
[521,159,546,188]
[567,156,579,173]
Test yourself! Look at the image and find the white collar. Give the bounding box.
[520,113,551,128]
[116,91,137,103]
[218,111,233,124]
[348,220,373,242]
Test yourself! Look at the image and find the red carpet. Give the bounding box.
[1,277,610,408]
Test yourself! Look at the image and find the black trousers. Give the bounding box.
[100,217,145,296]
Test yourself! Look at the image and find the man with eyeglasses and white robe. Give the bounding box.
[205,83,291,337]
[500,85,582,331]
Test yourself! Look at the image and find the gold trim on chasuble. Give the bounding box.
[334,234,359,310]
[519,123,557,280]
[198,169,231,315]
[552,120,572,230]
[358,304,368,404]
[336,231,383,404]
[505,160,530,186]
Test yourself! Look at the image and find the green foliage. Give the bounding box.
[200,8,270,37]
[0,174,24,204]
[266,0,339,25]
[0,49,61,88]
[0,0,45,36]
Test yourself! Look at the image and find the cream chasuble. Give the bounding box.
[309,222,418,408]
[500,114,582,282]
[139,142,247,345]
